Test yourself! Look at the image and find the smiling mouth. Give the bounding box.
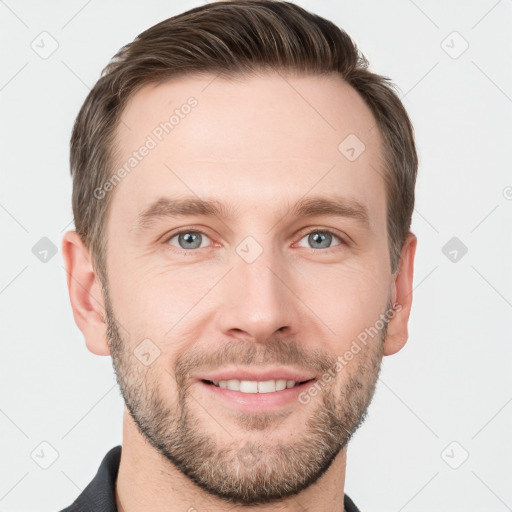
[201,378,314,393]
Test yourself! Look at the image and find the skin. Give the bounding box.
[62,71,416,512]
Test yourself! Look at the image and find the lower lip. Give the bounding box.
[197,380,315,412]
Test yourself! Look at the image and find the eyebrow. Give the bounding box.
[132,195,371,231]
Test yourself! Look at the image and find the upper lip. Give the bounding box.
[195,368,316,383]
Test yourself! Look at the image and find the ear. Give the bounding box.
[383,231,417,356]
[61,230,111,356]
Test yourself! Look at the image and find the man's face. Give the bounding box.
[103,72,395,504]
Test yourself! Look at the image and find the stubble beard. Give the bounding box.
[104,285,387,505]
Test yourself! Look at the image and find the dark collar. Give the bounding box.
[58,445,361,512]
[58,445,121,512]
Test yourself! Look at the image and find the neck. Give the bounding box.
[115,409,348,512]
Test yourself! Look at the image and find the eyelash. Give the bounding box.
[164,227,347,255]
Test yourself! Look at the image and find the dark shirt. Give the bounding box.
[58,445,361,512]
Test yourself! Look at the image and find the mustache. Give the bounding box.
[174,336,337,387]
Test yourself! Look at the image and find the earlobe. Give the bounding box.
[383,232,417,356]
[61,230,111,356]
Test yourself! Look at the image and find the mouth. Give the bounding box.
[201,378,315,394]
[197,375,318,412]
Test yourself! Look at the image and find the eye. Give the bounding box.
[164,227,345,254]
[295,229,344,250]
[167,229,212,251]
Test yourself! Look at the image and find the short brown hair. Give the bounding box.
[70,0,417,284]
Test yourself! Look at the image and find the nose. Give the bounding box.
[215,241,299,343]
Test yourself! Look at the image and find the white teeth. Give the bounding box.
[211,379,303,393]
[257,380,276,393]
[240,380,259,393]
[275,379,287,391]
[226,379,240,391]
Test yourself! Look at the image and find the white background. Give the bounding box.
[0,1,511,511]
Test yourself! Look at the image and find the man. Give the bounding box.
[60,1,417,510]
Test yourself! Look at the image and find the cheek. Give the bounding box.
[109,236,390,355]
[110,260,217,345]
[290,259,390,344]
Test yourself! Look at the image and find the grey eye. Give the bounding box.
[296,231,341,250]
[168,231,210,250]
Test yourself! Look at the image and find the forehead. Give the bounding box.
[109,72,386,233]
